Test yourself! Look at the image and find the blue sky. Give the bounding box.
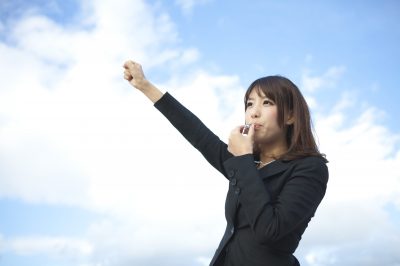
[158,0,400,127]
[0,1,400,266]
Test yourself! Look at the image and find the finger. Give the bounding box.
[247,124,255,137]
[123,60,136,69]
[231,125,242,134]
[240,124,252,135]
[124,68,135,80]
[124,73,133,80]
[123,60,131,69]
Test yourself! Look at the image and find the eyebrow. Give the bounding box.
[247,96,269,101]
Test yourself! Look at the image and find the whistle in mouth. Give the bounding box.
[241,124,251,135]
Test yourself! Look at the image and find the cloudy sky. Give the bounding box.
[1,0,400,265]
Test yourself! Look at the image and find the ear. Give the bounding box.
[286,114,294,125]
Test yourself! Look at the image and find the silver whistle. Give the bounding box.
[241,124,251,135]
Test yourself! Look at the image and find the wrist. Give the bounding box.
[136,79,152,91]
[138,81,164,103]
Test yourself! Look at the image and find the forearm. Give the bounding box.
[139,80,164,104]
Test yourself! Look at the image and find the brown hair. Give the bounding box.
[244,75,326,161]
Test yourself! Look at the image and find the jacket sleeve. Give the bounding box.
[223,154,328,243]
[154,92,233,177]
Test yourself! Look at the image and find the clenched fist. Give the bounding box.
[123,60,149,91]
[123,60,163,103]
[227,124,255,156]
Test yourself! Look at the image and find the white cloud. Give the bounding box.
[302,66,346,93]
[300,65,346,111]
[295,83,400,265]
[0,0,204,207]
[174,0,211,15]
[2,235,93,257]
[0,0,238,263]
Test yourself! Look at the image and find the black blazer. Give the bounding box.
[155,93,329,266]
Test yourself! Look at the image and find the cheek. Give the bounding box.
[244,111,251,123]
[265,109,279,124]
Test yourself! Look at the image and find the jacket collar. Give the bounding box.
[258,159,292,179]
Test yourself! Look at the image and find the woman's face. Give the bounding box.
[245,88,287,148]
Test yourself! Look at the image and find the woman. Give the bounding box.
[123,60,328,266]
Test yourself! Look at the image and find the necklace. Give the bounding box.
[254,160,276,168]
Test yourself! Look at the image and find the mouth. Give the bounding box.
[253,124,262,130]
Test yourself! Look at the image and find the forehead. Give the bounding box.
[248,87,267,99]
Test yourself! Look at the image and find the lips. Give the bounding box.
[253,124,262,130]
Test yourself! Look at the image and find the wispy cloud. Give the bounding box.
[174,0,212,16]
[2,235,93,258]
[302,66,346,93]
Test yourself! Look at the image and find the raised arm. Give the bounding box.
[123,60,164,103]
[123,60,233,177]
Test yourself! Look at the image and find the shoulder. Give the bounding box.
[289,156,329,183]
[293,155,328,167]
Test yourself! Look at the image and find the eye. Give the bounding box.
[263,99,274,105]
[246,102,253,107]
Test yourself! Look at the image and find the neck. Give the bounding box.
[257,140,288,163]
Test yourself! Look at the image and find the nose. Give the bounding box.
[250,105,260,118]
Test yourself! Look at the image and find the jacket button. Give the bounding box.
[235,188,241,195]
[230,227,235,234]
[230,178,237,186]
[228,169,236,178]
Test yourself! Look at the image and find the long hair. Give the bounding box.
[244,75,326,161]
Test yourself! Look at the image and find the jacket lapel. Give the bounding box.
[258,160,292,179]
